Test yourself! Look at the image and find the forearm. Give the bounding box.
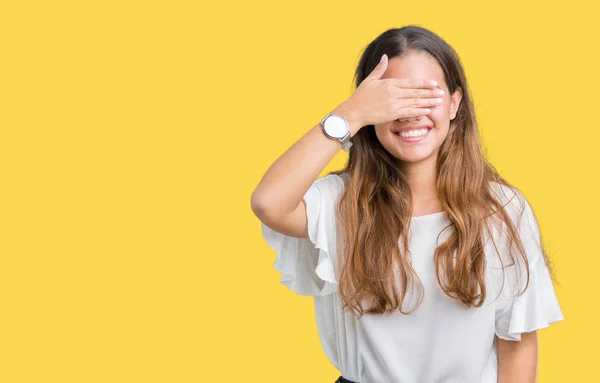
[497,332,538,383]
[251,104,361,221]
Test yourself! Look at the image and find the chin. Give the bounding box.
[396,153,434,164]
[385,145,437,164]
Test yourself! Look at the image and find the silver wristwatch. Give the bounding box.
[319,112,353,151]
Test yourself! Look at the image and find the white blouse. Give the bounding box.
[260,173,564,383]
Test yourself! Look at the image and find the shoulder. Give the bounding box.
[485,181,541,256]
[489,181,524,208]
[488,181,531,225]
[484,182,542,273]
[486,181,542,265]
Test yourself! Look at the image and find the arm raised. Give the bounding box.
[250,105,361,238]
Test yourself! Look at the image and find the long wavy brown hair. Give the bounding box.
[327,25,558,318]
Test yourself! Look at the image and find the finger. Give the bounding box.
[364,54,388,82]
[396,97,443,109]
[391,78,440,89]
[393,87,445,99]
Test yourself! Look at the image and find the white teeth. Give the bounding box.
[398,128,428,138]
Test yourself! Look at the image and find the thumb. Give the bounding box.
[365,54,388,81]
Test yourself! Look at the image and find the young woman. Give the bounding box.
[251,25,564,383]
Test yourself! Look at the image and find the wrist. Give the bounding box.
[331,104,363,136]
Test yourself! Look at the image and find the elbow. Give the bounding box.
[251,189,290,228]
[250,189,273,222]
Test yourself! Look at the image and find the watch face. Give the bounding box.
[324,115,348,138]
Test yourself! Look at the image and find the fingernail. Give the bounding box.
[380,54,386,63]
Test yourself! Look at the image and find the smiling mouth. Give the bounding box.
[393,127,432,142]
[393,127,432,139]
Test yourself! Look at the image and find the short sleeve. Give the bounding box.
[493,186,565,341]
[260,174,345,296]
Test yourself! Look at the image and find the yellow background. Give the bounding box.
[1,0,596,381]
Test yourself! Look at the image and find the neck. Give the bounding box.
[397,155,441,213]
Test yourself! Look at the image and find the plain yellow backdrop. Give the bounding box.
[1,0,598,381]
